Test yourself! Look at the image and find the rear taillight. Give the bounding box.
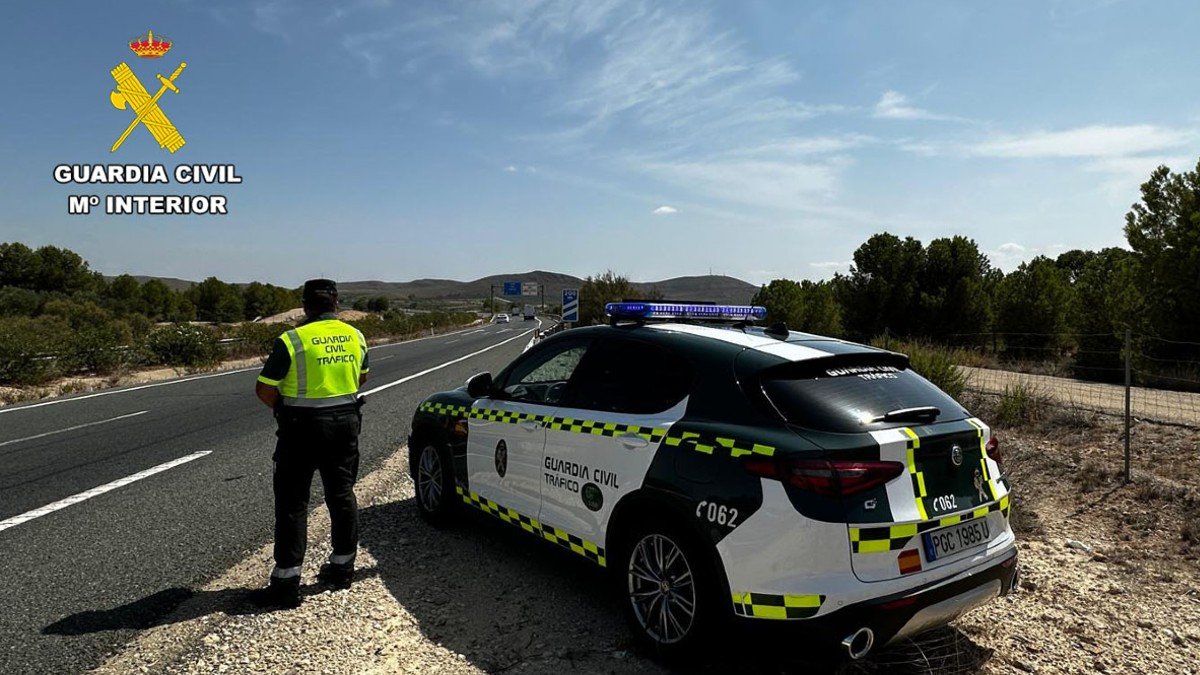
[743,458,905,497]
[985,435,1001,466]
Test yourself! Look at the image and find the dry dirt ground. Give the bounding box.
[93,414,1200,674]
[961,366,1200,427]
[0,357,266,406]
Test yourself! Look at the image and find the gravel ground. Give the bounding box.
[97,421,1200,674]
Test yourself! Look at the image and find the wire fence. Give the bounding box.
[880,330,1200,483]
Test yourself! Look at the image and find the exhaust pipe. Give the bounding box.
[841,627,874,660]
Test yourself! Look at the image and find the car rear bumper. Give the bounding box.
[734,546,1018,659]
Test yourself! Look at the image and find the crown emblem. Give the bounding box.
[129,29,172,59]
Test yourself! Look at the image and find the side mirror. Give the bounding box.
[466,372,493,399]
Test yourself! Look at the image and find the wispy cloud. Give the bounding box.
[504,165,518,172]
[652,205,677,215]
[898,124,1198,194]
[987,242,1069,271]
[873,90,963,122]
[969,125,1197,158]
[809,261,851,278]
[642,157,850,212]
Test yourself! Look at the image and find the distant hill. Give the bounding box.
[632,275,759,304]
[121,271,761,305]
[102,275,196,292]
[341,272,759,305]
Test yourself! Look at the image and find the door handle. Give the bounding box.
[520,420,542,432]
[619,434,649,449]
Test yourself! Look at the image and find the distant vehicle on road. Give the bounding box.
[522,304,536,321]
[494,314,510,324]
[408,302,1017,664]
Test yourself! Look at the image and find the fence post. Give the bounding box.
[1124,328,1132,484]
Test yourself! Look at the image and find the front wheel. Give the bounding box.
[614,520,722,662]
[411,441,456,527]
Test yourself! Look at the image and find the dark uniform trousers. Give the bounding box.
[272,402,362,569]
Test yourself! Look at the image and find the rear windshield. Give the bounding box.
[761,365,967,433]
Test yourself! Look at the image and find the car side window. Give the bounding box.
[565,338,692,414]
[499,339,591,405]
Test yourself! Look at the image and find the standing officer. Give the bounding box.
[253,279,369,608]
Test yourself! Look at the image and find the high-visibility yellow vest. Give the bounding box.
[277,319,368,408]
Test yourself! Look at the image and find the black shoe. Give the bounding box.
[317,562,354,590]
[251,576,302,608]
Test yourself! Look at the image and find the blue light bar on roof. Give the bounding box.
[605,302,767,321]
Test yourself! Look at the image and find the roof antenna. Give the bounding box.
[764,321,789,340]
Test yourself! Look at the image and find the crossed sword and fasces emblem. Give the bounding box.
[109,61,187,153]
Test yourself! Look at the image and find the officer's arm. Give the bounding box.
[256,336,291,409]
[256,381,280,407]
[359,333,370,386]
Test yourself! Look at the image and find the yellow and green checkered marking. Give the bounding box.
[965,417,999,501]
[849,494,1011,553]
[456,487,607,567]
[418,401,471,417]
[418,402,667,443]
[663,429,775,458]
[731,592,824,620]
[901,427,930,521]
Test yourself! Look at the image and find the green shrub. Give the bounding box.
[229,322,289,357]
[63,320,134,375]
[907,345,969,400]
[872,338,969,399]
[0,287,41,317]
[144,324,220,367]
[0,316,70,385]
[994,381,1048,428]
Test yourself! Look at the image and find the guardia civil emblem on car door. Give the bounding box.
[494,440,508,478]
[950,445,963,467]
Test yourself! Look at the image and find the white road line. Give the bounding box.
[360,323,539,398]
[0,368,261,416]
[0,410,149,448]
[0,451,212,533]
[367,324,487,351]
[445,339,460,344]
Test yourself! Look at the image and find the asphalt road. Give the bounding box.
[0,320,542,675]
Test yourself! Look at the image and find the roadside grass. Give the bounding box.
[992,382,1050,428]
[870,338,971,399]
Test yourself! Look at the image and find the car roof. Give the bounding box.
[552,322,894,365]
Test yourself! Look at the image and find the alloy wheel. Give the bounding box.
[627,533,697,645]
[417,445,443,510]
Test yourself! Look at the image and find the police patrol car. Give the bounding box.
[408,302,1018,661]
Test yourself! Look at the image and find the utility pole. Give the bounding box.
[489,284,495,320]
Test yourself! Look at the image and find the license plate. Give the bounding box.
[922,518,992,562]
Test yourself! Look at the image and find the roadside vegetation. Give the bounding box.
[0,244,475,387]
[746,158,1200,391]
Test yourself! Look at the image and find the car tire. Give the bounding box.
[612,517,724,663]
[411,440,456,527]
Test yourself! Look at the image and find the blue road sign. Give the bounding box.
[502,281,521,296]
[562,289,579,322]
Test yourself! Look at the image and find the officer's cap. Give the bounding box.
[302,278,338,300]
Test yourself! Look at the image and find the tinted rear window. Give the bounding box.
[761,365,967,433]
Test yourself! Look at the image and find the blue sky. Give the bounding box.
[2,0,1199,286]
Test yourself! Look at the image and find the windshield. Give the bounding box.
[761,365,968,433]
